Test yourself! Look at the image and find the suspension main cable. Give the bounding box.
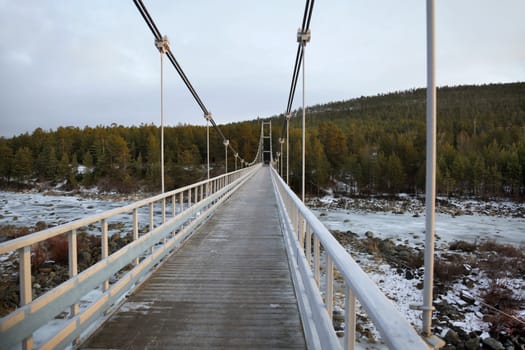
[133,0,253,166]
[279,0,315,142]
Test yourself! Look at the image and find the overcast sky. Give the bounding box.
[1,1,524,137]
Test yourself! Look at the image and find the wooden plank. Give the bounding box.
[82,167,306,349]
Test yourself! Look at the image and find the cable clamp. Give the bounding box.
[297,29,311,45]
[409,304,435,311]
[155,35,170,54]
[204,113,213,122]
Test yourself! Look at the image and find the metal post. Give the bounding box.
[279,138,284,176]
[155,36,170,193]
[224,139,229,173]
[68,229,78,317]
[101,219,109,292]
[298,29,310,201]
[205,114,212,180]
[19,246,32,349]
[286,114,291,185]
[423,0,437,337]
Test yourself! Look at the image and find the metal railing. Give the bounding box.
[0,164,261,350]
[270,166,429,350]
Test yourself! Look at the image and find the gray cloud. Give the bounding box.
[1,0,524,137]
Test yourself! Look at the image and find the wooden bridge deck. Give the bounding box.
[82,167,306,349]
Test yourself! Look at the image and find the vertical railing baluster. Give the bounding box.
[68,229,79,317]
[101,219,109,292]
[194,185,198,205]
[162,197,166,224]
[296,208,301,239]
[172,194,176,217]
[314,235,320,286]
[149,203,154,231]
[344,286,357,350]
[133,208,139,265]
[179,192,184,214]
[300,217,306,250]
[18,246,33,350]
[326,255,334,321]
[149,203,155,253]
[306,225,312,267]
[162,197,167,244]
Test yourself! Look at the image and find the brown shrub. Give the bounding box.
[434,258,468,286]
[47,235,69,265]
[482,281,522,311]
[31,243,48,270]
[449,240,477,252]
[478,240,523,258]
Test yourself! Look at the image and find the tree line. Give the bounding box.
[280,82,525,198]
[1,82,524,198]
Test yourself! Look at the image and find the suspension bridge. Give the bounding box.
[0,0,444,349]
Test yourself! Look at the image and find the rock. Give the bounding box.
[445,329,461,346]
[462,277,475,289]
[33,283,41,289]
[405,270,414,280]
[482,337,504,350]
[464,336,480,350]
[365,231,374,238]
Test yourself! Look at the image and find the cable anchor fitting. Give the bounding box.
[155,35,170,54]
[204,113,213,122]
[297,29,311,46]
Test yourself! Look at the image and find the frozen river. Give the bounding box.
[1,191,524,246]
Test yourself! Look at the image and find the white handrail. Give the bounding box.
[270,167,429,350]
[0,164,261,350]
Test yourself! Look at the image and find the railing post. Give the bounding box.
[101,219,109,292]
[195,185,199,205]
[162,198,166,224]
[68,229,79,317]
[149,204,154,253]
[344,287,357,350]
[133,208,139,265]
[306,225,312,267]
[149,203,154,231]
[300,218,306,249]
[172,194,176,217]
[314,235,320,286]
[326,256,334,321]
[18,246,33,350]
[179,192,184,214]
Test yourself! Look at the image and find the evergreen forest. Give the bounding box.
[1,82,524,199]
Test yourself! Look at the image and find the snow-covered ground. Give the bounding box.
[312,195,524,348]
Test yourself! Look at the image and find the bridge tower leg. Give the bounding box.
[262,121,272,165]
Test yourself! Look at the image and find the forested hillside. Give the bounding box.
[1,82,524,198]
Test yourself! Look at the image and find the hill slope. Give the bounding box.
[1,83,524,197]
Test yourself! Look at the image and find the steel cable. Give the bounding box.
[133,0,252,167]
